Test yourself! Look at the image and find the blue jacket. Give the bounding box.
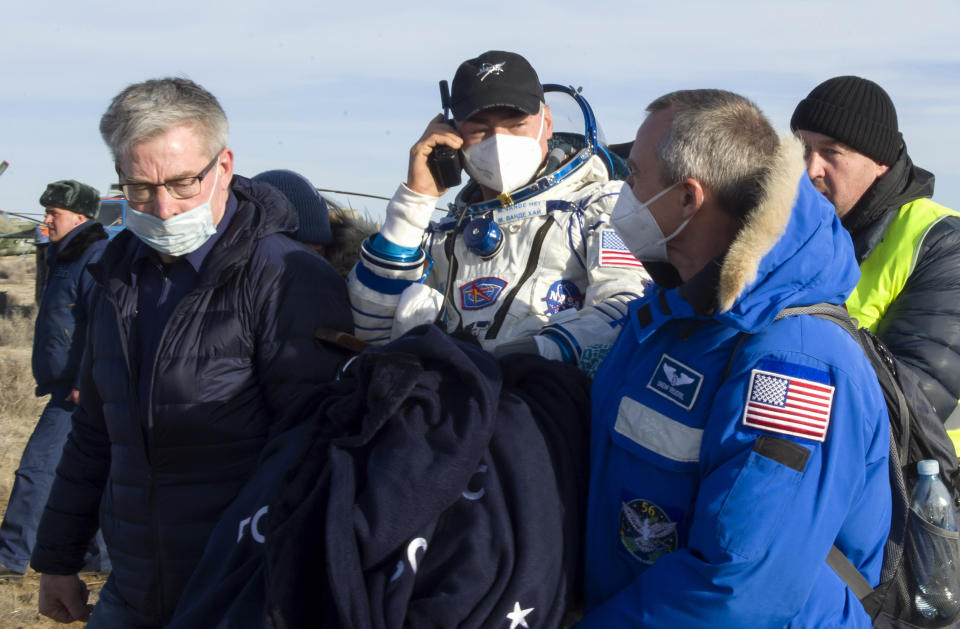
[32,220,107,396]
[31,176,355,625]
[581,141,891,628]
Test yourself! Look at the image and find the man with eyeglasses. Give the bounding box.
[29,77,354,628]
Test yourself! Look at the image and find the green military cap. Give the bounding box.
[39,179,100,219]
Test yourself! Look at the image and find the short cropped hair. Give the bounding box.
[646,89,779,219]
[99,77,229,165]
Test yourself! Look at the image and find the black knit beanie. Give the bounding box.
[39,179,100,219]
[791,76,903,166]
[253,169,332,245]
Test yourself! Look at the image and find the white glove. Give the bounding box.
[534,335,565,361]
[391,282,444,340]
[379,183,439,248]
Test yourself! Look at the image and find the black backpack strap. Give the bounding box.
[777,302,916,618]
[725,303,859,385]
[774,302,858,336]
[722,303,904,609]
[824,432,908,615]
[826,545,873,602]
[777,303,910,465]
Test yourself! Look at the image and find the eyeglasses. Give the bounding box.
[118,153,221,204]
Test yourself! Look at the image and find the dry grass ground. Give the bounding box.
[0,255,104,628]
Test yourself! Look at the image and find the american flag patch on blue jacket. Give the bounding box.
[742,368,835,441]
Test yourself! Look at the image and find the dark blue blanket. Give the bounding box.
[169,324,591,629]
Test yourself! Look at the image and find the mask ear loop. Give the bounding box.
[652,182,692,245]
[657,215,692,245]
[533,106,546,143]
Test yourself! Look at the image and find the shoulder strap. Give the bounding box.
[825,416,908,616]
[778,303,910,464]
[723,303,857,380]
[777,302,914,615]
[774,302,857,335]
[826,545,874,602]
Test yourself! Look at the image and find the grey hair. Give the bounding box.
[99,77,229,165]
[646,89,779,219]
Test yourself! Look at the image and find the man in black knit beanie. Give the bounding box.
[792,75,960,445]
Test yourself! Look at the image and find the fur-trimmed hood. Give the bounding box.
[653,135,860,335]
[324,207,379,278]
[717,135,809,312]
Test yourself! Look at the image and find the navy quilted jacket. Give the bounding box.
[31,176,354,625]
[32,220,108,396]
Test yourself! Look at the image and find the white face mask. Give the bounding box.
[461,111,545,193]
[610,181,689,262]
[126,164,220,257]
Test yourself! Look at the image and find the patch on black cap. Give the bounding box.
[450,50,544,121]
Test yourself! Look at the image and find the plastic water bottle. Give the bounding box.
[911,459,960,622]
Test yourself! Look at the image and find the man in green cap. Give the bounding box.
[0,180,110,577]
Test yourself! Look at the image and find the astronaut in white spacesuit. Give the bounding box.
[347,50,650,372]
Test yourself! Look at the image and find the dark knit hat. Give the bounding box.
[39,179,100,219]
[253,169,331,245]
[791,75,903,166]
[450,51,544,121]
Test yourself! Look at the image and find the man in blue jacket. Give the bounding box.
[0,180,109,577]
[581,89,891,626]
[30,78,354,628]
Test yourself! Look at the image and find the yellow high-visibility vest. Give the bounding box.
[846,197,960,453]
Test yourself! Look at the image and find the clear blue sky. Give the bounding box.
[2,1,958,221]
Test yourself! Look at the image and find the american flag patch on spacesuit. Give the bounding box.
[742,368,835,442]
[599,230,644,269]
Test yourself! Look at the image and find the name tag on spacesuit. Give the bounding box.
[493,200,548,224]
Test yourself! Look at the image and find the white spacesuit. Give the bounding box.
[348,59,650,371]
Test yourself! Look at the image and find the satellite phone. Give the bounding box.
[426,80,462,190]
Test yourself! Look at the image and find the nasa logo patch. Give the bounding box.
[646,354,704,410]
[619,498,678,565]
[541,279,583,315]
[460,277,507,310]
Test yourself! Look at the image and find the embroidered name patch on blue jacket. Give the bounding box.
[646,354,704,411]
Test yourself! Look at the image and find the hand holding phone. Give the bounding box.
[426,80,462,190]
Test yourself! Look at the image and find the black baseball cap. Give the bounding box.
[450,51,544,122]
